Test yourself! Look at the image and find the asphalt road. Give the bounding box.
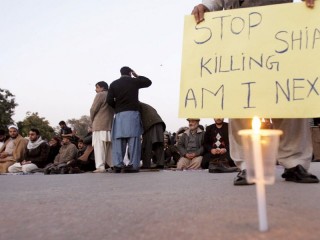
[1,163,320,240]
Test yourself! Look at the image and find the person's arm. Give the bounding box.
[90,93,103,121]
[106,87,116,109]
[177,134,187,157]
[203,126,213,153]
[192,4,210,24]
[14,138,27,162]
[136,76,152,88]
[193,0,315,24]
[192,0,234,24]
[194,132,205,156]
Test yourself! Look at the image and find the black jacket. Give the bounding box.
[107,76,152,113]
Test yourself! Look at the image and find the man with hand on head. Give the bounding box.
[107,66,152,173]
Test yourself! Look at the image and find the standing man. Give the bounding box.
[90,81,114,173]
[8,128,50,173]
[107,66,152,173]
[0,125,27,173]
[192,0,318,184]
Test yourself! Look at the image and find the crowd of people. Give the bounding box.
[1,63,320,186]
[0,0,319,186]
[1,115,319,182]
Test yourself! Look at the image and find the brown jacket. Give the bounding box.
[0,135,27,162]
[53,143,78,165]
[90,90,114,131]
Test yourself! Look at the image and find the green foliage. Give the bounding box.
[18,112,55,141]
[67,115,91,139]
[0,88,18,129]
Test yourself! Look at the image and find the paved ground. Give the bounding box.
[1,163,320,240]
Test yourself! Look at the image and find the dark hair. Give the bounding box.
[51,136,61,145]
[59,121,66,125]
[120,66,132,75]
[96,81,108,90]
[30,128,40,135]
[78,139,84,143]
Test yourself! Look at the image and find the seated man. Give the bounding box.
[68,136,95,173]
[8,128,50,173]
[47,136,61,163]
[44,135,78,174]
[201,118,238,173]
[176,118,204,170]
[0,125,27,173]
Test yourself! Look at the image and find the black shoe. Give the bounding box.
[209,162,240,173]
[69,167,83,174]
[155,165,164,169]
[122,165,139,173]
[113,166,122,173]
[282,164,319,183]
[44,168,51,175]
[233,169,254,186]
[50,168,60,175]
[60,167,70,174]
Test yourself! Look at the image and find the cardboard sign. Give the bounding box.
[179,3,320,118]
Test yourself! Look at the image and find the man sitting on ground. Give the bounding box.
[0,125,27,173]
[8,128,50,173]
[44,135,77,174]
[176,118,204,170]
[202,118,238,173]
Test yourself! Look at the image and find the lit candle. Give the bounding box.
[238,118,283,232]
[252,116,268,232]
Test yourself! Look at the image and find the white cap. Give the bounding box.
[8,125,18,130]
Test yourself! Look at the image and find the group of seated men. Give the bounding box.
[0,125,95,174]
[0,117,240,174]
[2,118,318,174]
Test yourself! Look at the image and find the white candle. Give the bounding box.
[252,117,268,232]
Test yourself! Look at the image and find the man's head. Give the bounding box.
[49,137,60,146]
[120,66,132,76]
[77,139,86,150]
[29,128,40,142]
[59,121,66,128]
[95,81,108,92]
[187,118,200,131]
[8,125,19,139]
[214,118,224,126]
[62,136,72,145]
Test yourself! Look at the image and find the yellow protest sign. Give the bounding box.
[179,2,320,118]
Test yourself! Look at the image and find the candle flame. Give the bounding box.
[252,116,261,133]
